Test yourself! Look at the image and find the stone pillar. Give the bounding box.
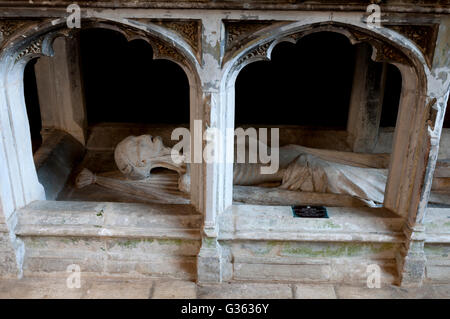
[347,43,387,153]
[397,18,450,287]
[197,238,226,283]
[34,35,87,145]
[0,211,21,278]
[196,16,231,283]
[396,222,427,287]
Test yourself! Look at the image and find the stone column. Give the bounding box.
[0,210,21,278]
[397,223,427,287]
[34,35,87,145]
[196,16,230,283]
[347,43,387,153]
[396,18,450,287]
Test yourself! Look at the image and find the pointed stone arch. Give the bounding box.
[0,16,204,219]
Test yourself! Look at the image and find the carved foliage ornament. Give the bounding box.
[224,20,278,50]
[15,37,44,63]
[133,18,201,62]
[237,41,272,66]
[148,35,186,65]
[349,29,410,65]
[154,20,201,52]
[0,19,42,48]
[385,24,439,68]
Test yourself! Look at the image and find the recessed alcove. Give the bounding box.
[232,32,405,208]
[24,59,43,154]
[235,32,402,151]
[23,29,191,204]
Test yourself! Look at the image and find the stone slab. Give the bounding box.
[197,283,293,299]
[294,284,337,299]
[152,280,197,299]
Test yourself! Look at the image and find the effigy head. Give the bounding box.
[114,135,185,180]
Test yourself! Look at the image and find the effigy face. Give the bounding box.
[114,134,185,180]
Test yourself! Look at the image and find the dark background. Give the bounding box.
[25,28,444,146]
[235,31,402,128]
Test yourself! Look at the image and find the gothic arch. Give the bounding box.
[222,21,430,90]
[0,17,203,215]
[217,19,439,225]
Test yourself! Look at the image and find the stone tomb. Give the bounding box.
[0,1,449,287]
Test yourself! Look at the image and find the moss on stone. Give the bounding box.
[116,239,139,249]
[281,242,395,258]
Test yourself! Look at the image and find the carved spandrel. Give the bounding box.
[373,42,410,65]
[224,20,276,50]
[0,19,41,47]
[155,20,201,52]
[349,29,410,65]
[385,24,439,68]
[133,18,201,61]
[148,35,186,65]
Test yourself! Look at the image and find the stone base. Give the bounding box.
[14,201,202,280]
[0,231,19,278]
[220,240,398,285]
[397,252,427,287]
[425,244,450,283]
[423,208,450,284]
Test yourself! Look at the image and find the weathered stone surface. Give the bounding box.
[294,284,336,299]
[0,233,18,277]
[1,276,449,298]
[105,257,197,280]
[15,202,201,279]
[34,36,87,145]
[15,201,202,239]
[152,280,197,299]
[197,245,223,284]
[347,44,386,153]
[335,284,436,299]
[0,3,449,287]
[197,283,293,299]
[233,262,331,282]
[84,279,152,299]
[0,277,86,299]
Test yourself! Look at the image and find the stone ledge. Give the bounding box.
[0,1,447,14]
[15,200,202,240]
[219,205,404,243]
[424,208,450,244]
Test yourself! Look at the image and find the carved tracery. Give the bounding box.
[15,37,45,63]
[232,23,413,72]
[6,19,191,70]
